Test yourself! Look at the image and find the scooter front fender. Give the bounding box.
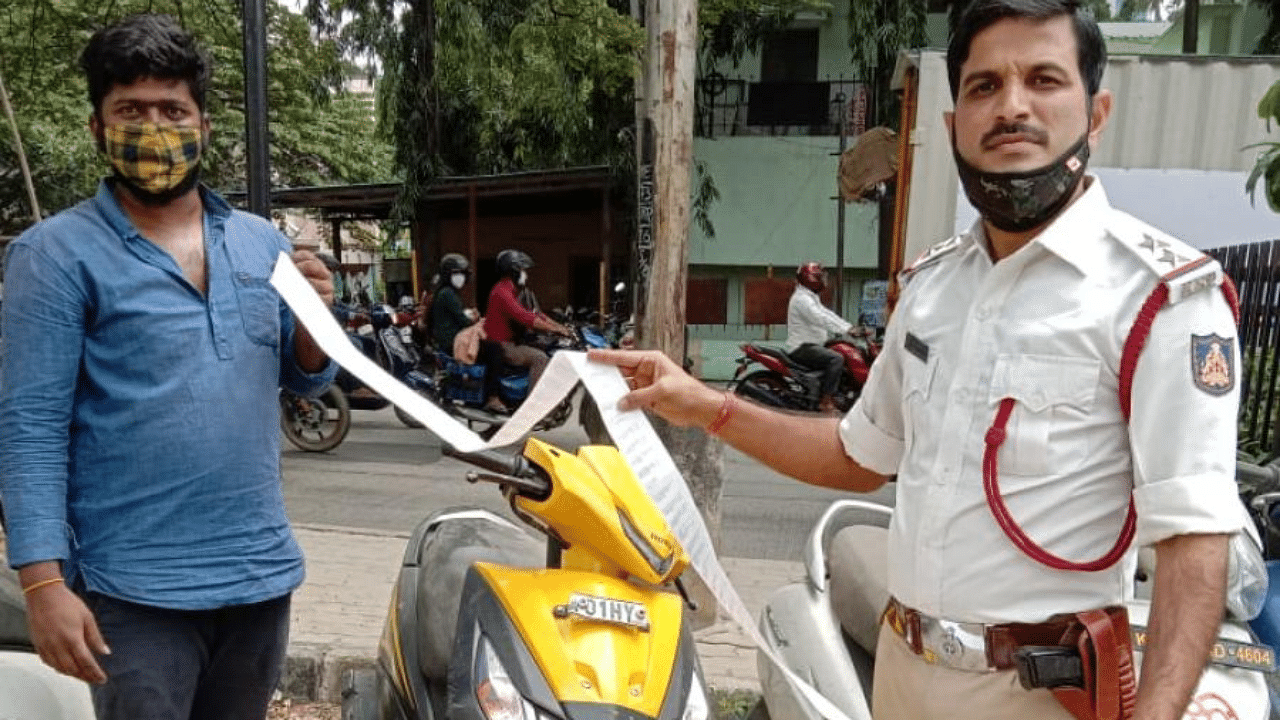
[756,582,873,720]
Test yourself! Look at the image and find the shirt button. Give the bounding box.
[975,305,992,321]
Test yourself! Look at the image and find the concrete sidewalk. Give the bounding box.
[282,523,804,702]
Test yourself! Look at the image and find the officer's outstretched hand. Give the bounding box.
[588,349,724,429]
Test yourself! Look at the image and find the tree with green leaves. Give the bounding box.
[1247,79,1280,213]
[305,0,644,216]
[0,0,395,236]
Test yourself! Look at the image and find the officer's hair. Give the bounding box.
[80,13,212,117]
[946,0,1106,102]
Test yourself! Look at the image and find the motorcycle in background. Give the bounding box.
[340,438,711,720]
[280,304,434,452]
[423,318,607,441]
[731,327,882,414]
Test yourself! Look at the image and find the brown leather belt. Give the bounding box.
[882,596,1075,672]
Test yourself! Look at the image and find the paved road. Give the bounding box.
[280,404,894,562]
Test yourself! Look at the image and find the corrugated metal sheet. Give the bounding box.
[899,50,1280,261]
[1101,55,1280,171]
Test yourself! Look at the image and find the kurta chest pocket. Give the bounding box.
[988,355,1099,476]
[234,272,280,347]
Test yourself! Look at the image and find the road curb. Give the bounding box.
[282,644,377,703]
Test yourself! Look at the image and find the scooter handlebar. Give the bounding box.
[442,444,536,479]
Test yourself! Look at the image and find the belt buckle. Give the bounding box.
[920,616,993,673]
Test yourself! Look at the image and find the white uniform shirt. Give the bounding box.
[839,180,1242,624]
[786,285,853,351]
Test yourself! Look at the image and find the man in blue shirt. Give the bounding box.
[0,14,337,719]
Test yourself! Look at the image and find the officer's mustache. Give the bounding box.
[981,122,1049,150]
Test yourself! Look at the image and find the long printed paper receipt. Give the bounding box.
[270,253,864,720]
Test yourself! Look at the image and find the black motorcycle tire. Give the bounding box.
[732,370,795,409]
[834,377,861,413]
[280,386,352,453]
[394,404,423,429]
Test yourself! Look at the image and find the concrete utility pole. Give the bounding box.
[635,0,721,629]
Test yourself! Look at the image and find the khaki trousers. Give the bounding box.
[872,622,1074,720]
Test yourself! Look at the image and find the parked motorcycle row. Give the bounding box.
[278,298,629,452]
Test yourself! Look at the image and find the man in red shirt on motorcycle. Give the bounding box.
[482,249,573,391]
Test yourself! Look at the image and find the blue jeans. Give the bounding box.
[84,592,291,720]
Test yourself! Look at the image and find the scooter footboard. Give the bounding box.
[756,581,874,720]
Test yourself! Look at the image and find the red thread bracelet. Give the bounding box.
[706,392,736,435]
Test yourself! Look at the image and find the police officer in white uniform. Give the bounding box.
[590,0,1241,718]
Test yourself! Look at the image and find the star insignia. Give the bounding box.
[1139,234,1191,269]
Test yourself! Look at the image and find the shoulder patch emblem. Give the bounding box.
[1191,334,1235,396]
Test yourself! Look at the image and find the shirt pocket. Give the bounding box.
[234,272,281,348]
[988,355,1099,476]
[901,349,938,461]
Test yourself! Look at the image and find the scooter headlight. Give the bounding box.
[682,673,710,720]
[475,637,537,720]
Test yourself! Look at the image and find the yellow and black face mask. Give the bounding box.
[103,122,204,195]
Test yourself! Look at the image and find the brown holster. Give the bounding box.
[1050,607,1138,720]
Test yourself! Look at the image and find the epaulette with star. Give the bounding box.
[898,236,964,287]
[1110,215,1222,304]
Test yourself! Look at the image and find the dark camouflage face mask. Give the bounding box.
[952,132,1090,233]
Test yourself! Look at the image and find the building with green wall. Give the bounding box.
[687,5,886,380]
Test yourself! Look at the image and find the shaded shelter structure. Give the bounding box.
[226,166,627,315]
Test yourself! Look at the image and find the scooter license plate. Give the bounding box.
[566,593,650,631]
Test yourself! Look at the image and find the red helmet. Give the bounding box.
[796,262,827,293]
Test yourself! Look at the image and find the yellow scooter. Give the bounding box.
[343,438,710,720]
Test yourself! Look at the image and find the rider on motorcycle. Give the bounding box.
[786,262,854,413]
[483,249,573,391]
[430,254,507,414]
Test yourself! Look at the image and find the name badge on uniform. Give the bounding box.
[1191,334,1235,396]
[905,332,929,364]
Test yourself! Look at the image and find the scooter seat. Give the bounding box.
[750,345,817,376]
[827,525,890,657]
